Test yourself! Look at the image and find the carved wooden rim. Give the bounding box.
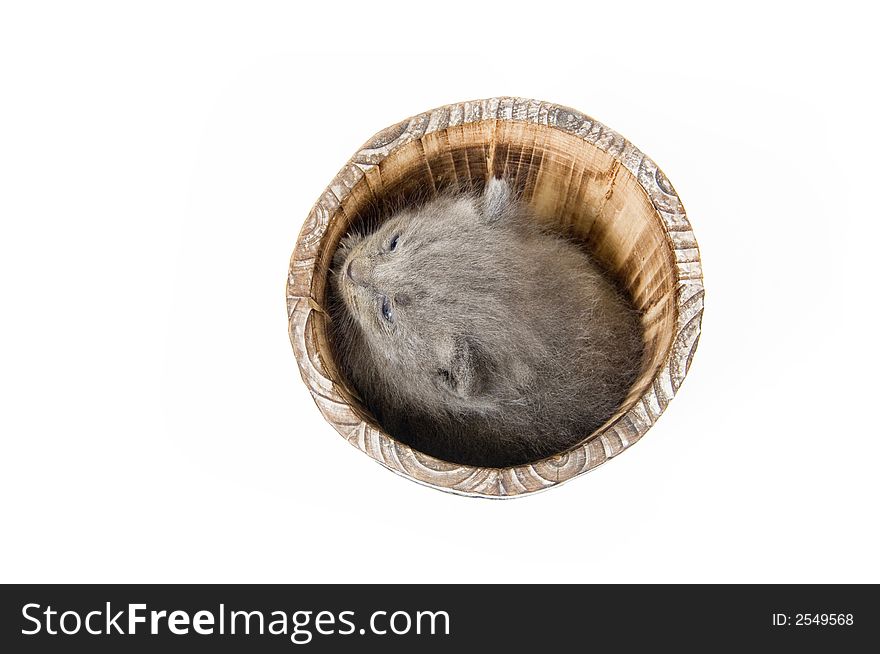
[287,97,703,498]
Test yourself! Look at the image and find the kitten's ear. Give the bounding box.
[437,335,489,398]
[481,177,514,223]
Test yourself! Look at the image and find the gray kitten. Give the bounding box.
[329,179,643,467]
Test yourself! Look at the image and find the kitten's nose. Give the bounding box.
[346,257,371,286]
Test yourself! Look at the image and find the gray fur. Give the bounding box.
[329,178,644,467]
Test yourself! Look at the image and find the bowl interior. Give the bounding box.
[309,120,678,454]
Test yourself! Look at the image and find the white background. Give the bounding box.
[2,2,877,583]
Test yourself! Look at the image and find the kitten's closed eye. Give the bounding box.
[389,233,400,251]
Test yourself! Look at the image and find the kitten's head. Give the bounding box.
[330,179,521,416]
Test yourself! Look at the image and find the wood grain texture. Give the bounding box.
[287,97,704,498]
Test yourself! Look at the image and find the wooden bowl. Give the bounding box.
[287,97,703,497]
